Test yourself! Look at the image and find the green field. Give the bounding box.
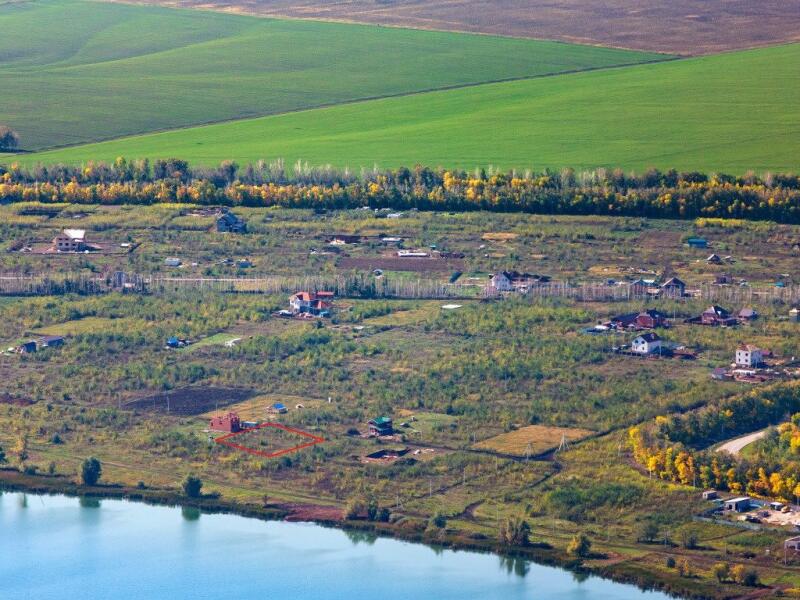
[19,43,800,173]
[0,0,663,151]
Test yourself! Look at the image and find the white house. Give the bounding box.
[53,229,86,252]
[735,344,764,367]
[631,332,662,354]
[488,272,513,292]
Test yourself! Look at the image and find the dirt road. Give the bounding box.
[716,430,767,456]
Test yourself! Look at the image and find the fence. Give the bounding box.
[0,272,799,305]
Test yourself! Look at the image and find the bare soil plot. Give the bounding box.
[121,0,800,55]
[125,386,255,415]
[474,425,594,456]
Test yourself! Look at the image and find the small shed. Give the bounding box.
[270,402,288,414]
[702,490,718,500]
[724,496,752,512]
[15,340,37,354]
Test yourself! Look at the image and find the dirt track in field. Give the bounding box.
[112,0,800,55]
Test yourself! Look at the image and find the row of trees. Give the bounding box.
[2,160,800,222]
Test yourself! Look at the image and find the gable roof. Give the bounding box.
[634,332,661,343]
[661,277,686,287]
[704,305,730,317]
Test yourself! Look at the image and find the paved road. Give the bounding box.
[716,430,768,456]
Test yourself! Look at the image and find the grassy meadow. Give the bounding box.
[0,0,664,151]
[20,43,800,172]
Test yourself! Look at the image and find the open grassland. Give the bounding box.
[0,0,664,151]
[126,0,800,55]
[22,43,800,173]
[474,425,594,456]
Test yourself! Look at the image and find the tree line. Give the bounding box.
[2,158,800,223]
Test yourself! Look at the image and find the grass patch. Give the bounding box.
[29,316,144,336]
[474,425,594,456]
[188,332,241,350]
[23,43,800,172]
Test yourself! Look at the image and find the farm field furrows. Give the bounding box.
[22,43,800,173]
[0,0,666,151]
[124,0,800,55]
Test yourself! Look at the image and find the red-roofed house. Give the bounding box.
[289,291,334,317]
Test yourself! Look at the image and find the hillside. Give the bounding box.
[114,0,800,55]
[19,43,800,173]
[0,0,664,151]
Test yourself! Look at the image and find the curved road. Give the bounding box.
[716,429,767,456]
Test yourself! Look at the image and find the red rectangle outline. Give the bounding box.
[214,422,325,458]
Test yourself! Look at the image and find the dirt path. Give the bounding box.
[716,430,768,456]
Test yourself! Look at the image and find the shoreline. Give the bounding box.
[0,468,733,600]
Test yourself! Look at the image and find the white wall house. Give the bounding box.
[735,344,764,367]
[488,272,513,292]
[631,332,662,354]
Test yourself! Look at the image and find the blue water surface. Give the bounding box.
[0,492,672,600]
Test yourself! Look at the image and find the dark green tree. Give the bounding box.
[182,474,203,498]
[81,457,102,486]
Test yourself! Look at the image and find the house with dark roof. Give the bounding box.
[15,340,37,354]
[38,335,64,348]
[368,417,394,437]
[699,305,737,327]
[216,211,246,233]
[608,309,668,331]
[660,277,686,298]
[631,332,663,355]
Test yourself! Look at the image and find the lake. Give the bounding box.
[0,491,672,600]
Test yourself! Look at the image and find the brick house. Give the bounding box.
[210,412,241,433]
